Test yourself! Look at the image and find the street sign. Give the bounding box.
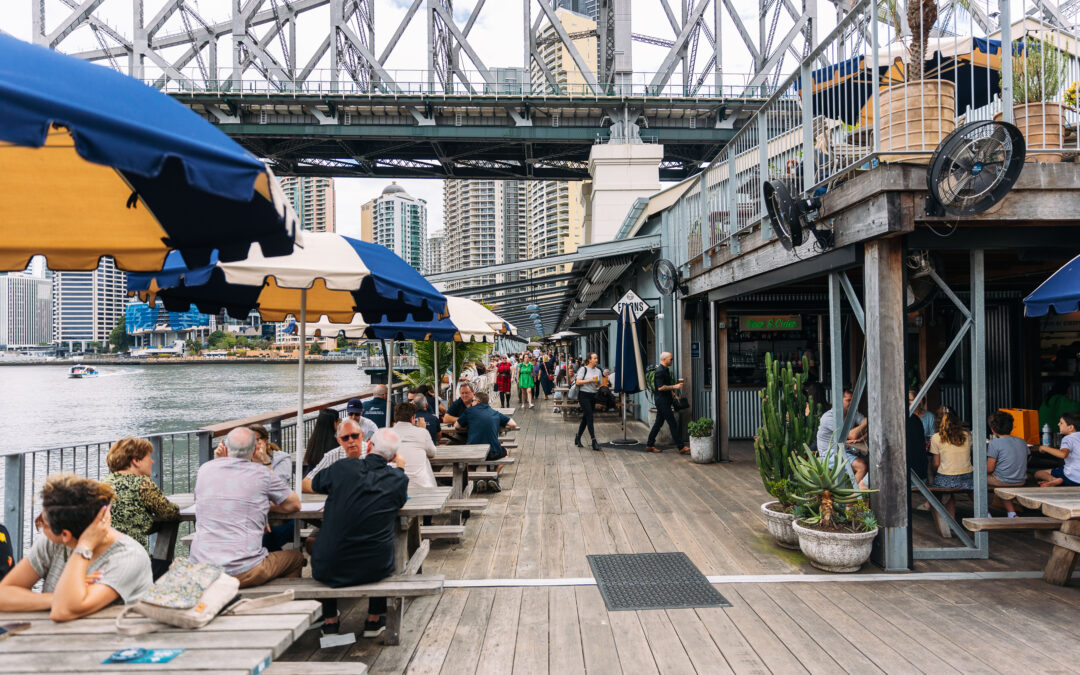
[612,289,647,321]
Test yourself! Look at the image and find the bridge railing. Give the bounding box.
[0,386,412,561]
[144,67,765,99]
[668,0,1080,271]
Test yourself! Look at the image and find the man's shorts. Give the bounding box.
[486,446,507,462]
[1050,467,1080,486]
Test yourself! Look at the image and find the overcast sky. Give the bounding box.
[1,0,816,238]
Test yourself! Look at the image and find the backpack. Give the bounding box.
[644,365,659,397]
[115,558,292,635]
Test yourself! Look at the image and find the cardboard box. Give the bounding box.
[1000,408,1039,445]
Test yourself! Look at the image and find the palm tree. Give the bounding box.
[394,340,491,390]
[881,0,944,82]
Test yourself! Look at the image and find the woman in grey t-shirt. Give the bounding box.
[575,353,604,451]
[0,474,152,619]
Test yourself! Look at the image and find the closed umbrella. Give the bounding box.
[128,234,446,495]
[1024,254,1080,316]
[0,34,297,271]
[610,304,647,446]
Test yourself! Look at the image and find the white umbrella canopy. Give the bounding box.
[307,296,511,343]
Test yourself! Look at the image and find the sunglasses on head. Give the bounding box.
[338,433,362,441]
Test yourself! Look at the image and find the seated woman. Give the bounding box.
[929,406,974,519]
[249,424,294,553]
[0,474,153,621]
[303,408,341,476]
[102,438,180,579]
[1034,412,1080,487]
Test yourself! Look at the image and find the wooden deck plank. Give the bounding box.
[727,585,843,675]
[574,587,623,675]
[365,595,440,674]
[605,610,660,674]
[693,606,771,675]
[548,586,586,675]
[636,609,698,674]
[404,589,469,675]
[474,587,523,675]
[664,608,735,674]
[438,589,495,675]
[512,587,549,673]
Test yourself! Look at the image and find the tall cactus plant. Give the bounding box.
[753,353,822,510]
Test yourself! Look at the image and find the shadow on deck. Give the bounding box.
[279,403,1080,672]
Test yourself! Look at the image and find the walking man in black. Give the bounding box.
[646,352,690,454]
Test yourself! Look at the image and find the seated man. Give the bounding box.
[442,382,475,426]
[364,385,389,429]
[311,428,408,638]
[456,392,518,492]
[391,402,438,488]
[346,397,380,440]
[189,427,302,588]
[0,474,152,621]
[411,393,443,448]
[597,369,617,411]
[302,417,369,493]
[1034,412,1080,487]
[816,389,869,489]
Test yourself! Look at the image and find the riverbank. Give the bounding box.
[0,356,359,366]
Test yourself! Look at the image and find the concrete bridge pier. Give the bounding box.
[584,142,664,245]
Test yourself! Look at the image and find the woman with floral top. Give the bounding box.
[102,437,179,579]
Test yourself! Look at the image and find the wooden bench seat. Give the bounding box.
[446,498,488,512]
[963,517,1064,532]
[420,524,466,540]
[265,663,367,674]
[239,573,444,645]
[468,457,515,467]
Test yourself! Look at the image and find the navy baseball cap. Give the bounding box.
[346,398,364,414]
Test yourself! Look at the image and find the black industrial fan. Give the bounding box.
[925,120,1026,217]
[653,258,679,296]
[762,180,833,250]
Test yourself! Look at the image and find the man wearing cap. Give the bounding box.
[363,385,389,429]
[345,398,379,441]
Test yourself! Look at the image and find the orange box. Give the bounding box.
[1000,408,1039,445]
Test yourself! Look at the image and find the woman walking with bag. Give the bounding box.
[575,353,603,451]
[539,355,555,400]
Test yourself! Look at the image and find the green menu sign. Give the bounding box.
[740,315,802,331]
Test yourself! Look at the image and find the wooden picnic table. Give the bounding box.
[994,486,1080,584]
[160,487,451,576]
[0,599,322,674]
[430,445,489,524]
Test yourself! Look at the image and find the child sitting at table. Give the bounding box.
[987,411,1030,518]
[1034,411,1080,487]
[0,474,152,620]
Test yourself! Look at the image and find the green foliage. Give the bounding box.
[1010,35,1067,105]
[687,417,714,438]
[788,447,877,531]
[753,354,821,509]
[109,317,131,352]
[308,341,323,355]
[394,340,491,391]
[644,365,657,396]
[336,334,350,349]
[184,338,202,355]
[206,329,268,351]
[87,341,103,353]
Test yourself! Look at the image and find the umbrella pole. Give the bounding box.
[433,340,440,414]
[386,339,394,428]
[295,289,306,494]
[451,341,457,398]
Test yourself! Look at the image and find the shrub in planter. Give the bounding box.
[789,448,878,572]
[998,35,1067,162]
[687,417,714,464]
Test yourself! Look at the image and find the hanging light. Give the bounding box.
[528,313,540,319]
[526,303,540,311]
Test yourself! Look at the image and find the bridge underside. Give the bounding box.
[175,93,754,180]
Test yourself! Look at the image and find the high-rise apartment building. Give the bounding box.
[367,183,427,272]
[51,257,126,349]
[529,8,595,278]
[360,200,374,242]
[279,176,336,233]
[0,272,52,348]
[424,233,445,276]
[557,0,598,21]
[443,180,529,291]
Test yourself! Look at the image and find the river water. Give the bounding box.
[0,363,370,454]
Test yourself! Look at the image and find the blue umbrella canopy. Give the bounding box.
[0,34,297,271]
[613,304,646,394]
[1024,254,1080,317]
[364,314,459,341]
[126,233,446,322]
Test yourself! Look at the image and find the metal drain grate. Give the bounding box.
[587,552,731,611]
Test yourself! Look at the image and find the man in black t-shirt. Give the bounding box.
[441,382,475,425]
[646,352,688,454]
[311,428,408,639]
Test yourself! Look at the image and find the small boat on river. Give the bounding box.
[68,365,99,378]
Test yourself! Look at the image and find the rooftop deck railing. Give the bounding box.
[0,384,410,560]
[670,0,1080,271]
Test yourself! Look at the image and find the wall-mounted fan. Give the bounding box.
[653,258,679,296]
[925,120,1025,217]
[762,180,834,250]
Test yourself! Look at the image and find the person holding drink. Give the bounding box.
[574,352,604,451]
[646,351,690,454]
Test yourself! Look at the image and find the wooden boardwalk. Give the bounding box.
[279,404,1080,673]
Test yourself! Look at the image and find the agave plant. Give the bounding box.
[788,446,876,530]
[754,353,821,509]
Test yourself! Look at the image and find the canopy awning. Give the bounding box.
[1024,254,1080,317]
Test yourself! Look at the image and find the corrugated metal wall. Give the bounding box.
[729,388,763,439]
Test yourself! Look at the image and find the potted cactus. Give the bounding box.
[754,354,821,549]
[687,417,714,464]
[789,448,879,572]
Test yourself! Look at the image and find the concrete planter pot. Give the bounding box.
[760,501,799,550]
[793,521,878,572]
[688,434,713,463]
